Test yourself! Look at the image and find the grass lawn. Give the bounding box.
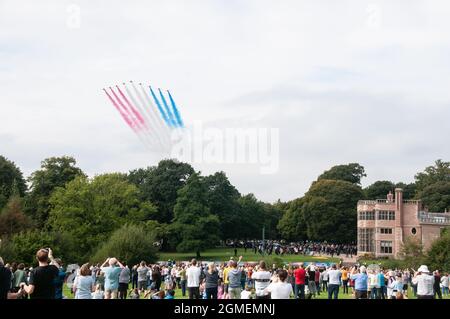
[158,248,341,264]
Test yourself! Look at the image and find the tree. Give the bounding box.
[0,229,77,265]
[0,155,27,210]
[170,173,221,258]
[415,160,450,193]
[364,181,395,199]
[92,224,159,265]
[302,179,363,243]
[426,228,450,272]
[128,159,194,223]
[417,181,450,212]
[48,173,157,260]
[277,198,307,241]
[0,196,32,237]
[204,172,241,240]
[25,156,85,227]
[394,182,416,200]
[318,163,366,185]
[398,236,426,269]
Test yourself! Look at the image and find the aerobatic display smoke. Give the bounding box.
[103,81,185,152]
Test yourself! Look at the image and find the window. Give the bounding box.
[358,211,375,220]
[411,228,417,235]
[358,228,375,252]
[380,241,393,254]
[377,210,395,220]
[379,228,393,234]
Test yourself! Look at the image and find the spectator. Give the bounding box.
[20,248,60,299]
[412,265,435,299]
[73,263,95,299]
[327,264,341,300]
[186,259,201,299]
[100,257,124,299]
[265,270,293,299]
[118,262,130,299]
[350,265,368,299]
[252,261,272,299]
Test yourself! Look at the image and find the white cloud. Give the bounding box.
[1,0,449,202]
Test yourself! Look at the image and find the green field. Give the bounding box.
[158,248,340,263]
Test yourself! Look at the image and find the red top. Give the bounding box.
[294,268,306,285]
[315,270,320,282]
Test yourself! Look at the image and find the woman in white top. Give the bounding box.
[74,263,95,299]
[265,270,293,299]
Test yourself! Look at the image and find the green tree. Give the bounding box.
[0,155,27,210]
[302,179,363,242]
[48,173,157,260]
[364,181,395,199]
[417,181,450,212]
[426,228,450,272]
[277,198,307,241]
[0,196,32,237]
[318,163,366,185]
[204,172,241,240]
[92,224,159,265]
[394,182,416,200]
[170,173,221,258]
[398,236,426,269]
[0,229,77,265]
[25,156,85,227]
[415,160,450,193]
[128,159,194,223]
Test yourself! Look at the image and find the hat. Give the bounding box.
[418,265,429,273]
[359,265,367,273]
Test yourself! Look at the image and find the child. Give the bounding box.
[92,284,104,299]
[218,279,225,299]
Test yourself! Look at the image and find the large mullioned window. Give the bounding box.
[358,228,374,252]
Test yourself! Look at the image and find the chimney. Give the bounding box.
[387,191,394,203]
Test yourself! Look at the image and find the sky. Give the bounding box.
[1,0,449,202]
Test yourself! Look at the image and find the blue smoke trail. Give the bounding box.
[158,88,176,127]
[167,90,184,128]
[150,86,170,126]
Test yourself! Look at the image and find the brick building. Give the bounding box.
[357,188,450,258]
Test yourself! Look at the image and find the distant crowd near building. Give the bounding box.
[357,188,450,258]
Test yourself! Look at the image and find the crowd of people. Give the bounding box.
[1,248,448,300]
[225,240,357,258]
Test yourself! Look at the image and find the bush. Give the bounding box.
[426,229,450,272]
[0,230,77,265]
[92,224,159,266]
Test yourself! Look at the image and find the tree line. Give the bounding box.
[0,155,449,264]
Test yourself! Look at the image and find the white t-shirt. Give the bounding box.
[327,270,341,285]
[186,266,201,287]
[252,271,272,296]
[265,282,293,299]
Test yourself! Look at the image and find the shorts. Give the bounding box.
[118,283,128,292]
[105,288,118,299]
[138,281,147,290]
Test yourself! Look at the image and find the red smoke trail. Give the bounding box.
[116,85,147,128]
[103,88,137,132]
[109,87,142,130]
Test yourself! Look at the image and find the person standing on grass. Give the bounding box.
[327,264,341,300]
[433,270,442,299]
[53,259,66,299]
[0,257,12,300]
[294,263,306,299]
[137,261,148,292]
[204,263,219,299]
[100,257,124,299]
[265,270,293,299]
[179,265,187,297]
[341,267,349,294]
[20,248,60,299]
[321,267,329,293]
[412,265,434,299]
[186,259,201,299]
[252,261,272,299]
[350,265,368,299]
[13,263,27,296]
[227,256,243,299]
[131,264,138,289]
[73,263,95,299]
[118,262,130,299]
[441,273,449,296]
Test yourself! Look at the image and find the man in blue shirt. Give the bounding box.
[377,269,386,299]
[350,265,368,299]
[100,257,124,299]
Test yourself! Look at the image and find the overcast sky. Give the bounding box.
[1,0,449,202]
